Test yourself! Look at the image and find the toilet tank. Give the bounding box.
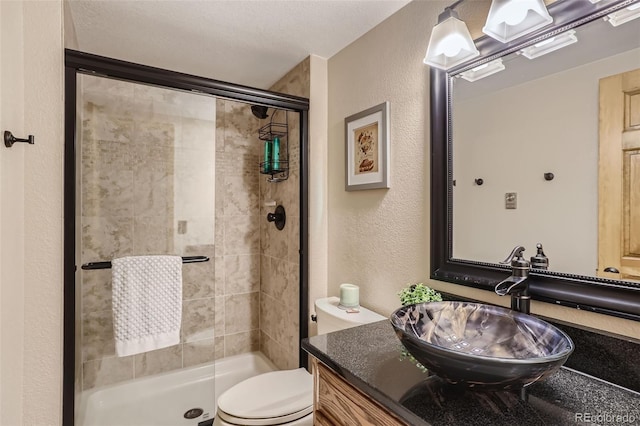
[315,297,386,335]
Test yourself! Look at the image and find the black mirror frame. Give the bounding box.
[430,0,640,322]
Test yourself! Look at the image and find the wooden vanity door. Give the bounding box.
[598,68,640,281]
[311,358,407,426]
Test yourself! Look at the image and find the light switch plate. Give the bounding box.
[505,192,517,209]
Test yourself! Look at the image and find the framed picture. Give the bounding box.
[345,101,390,191]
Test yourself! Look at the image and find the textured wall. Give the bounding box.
[327,1,431,318]
[22,1,65,424]
[0,2,27,425]
[63,0,78,49]
[259,57,309,370]
[307,54,329,337]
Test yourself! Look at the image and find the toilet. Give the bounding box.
[214,296,386,426]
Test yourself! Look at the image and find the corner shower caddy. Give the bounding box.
[259,110,289,182]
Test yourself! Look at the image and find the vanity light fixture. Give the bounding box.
[459,58,506,82]
[606,2,640,26]
[519,30,578,59]
[423,1,479,71]
[482,0,553,43]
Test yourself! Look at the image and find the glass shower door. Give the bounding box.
[75,74,217,426]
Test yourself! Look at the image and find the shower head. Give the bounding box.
[251,105,269,119]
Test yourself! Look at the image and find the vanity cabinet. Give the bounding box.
[311,357,407,426]
[304,320,640,425]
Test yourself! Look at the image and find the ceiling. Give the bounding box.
[67,0,412,89]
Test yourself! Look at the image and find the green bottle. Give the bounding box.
[272,137,280,171]
[263,140,272,173]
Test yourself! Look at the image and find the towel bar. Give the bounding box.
[80,255,210,270]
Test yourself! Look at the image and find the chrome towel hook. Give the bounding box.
[4,130,35,148]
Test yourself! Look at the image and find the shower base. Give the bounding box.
[77,351,276,426]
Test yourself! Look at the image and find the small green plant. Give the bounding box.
[398,283,442,306]
[397,283,442,372]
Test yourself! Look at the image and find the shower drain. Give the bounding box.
[184,408,204,419]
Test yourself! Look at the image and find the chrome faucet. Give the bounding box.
[495,246,531,314]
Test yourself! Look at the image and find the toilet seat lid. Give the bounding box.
[217,368,313,424]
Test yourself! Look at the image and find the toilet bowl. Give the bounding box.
[214,368,313,426]
[214,297,386,425]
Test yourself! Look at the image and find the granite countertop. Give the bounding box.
[302,320,640,426]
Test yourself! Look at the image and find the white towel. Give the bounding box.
[112,255,182,357]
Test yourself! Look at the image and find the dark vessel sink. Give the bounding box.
[390,301,574,389]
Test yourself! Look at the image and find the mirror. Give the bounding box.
[430,0,640,320]
[451,7,640,279]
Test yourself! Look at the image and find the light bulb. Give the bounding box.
[424,12,479,70]
[498,3,529,26]
[439,33,468,57]
[534,36,557,48]
[483,0,552,43]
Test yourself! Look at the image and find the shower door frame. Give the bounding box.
[63,49,310,426]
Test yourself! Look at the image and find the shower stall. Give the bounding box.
[64,50,309,426]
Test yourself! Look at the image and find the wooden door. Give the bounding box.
[598,68,640,281]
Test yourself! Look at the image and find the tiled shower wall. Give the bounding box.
[260,58,310,370]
